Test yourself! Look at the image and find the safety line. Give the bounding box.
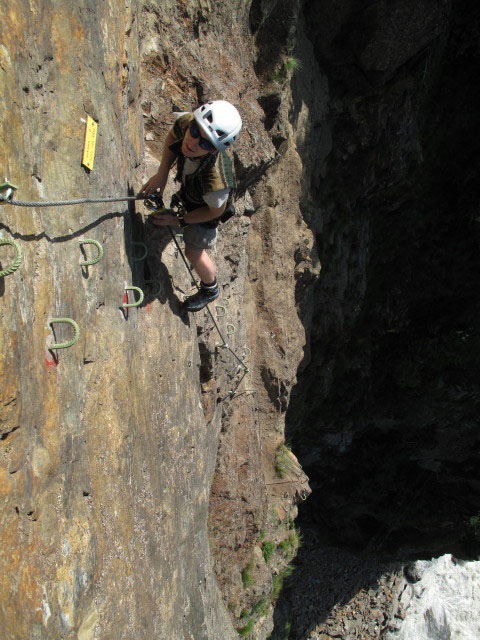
[2,190,251,381]
[1,195,144,207]
[167,226,248,373]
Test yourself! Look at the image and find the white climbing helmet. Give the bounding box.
[193,100,242,151]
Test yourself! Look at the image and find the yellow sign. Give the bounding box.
[82,116,98,171]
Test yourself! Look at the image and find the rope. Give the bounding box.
[2,190,251,381]
[1,195,144,207]
[167,226,248,373]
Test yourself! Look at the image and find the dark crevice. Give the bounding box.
[1,426,20,441]
[284,0,480,565]
[257,93,281,131]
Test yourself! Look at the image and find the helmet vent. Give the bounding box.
[193,100,242,151]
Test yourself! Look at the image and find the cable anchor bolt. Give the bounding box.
[0,181,17,204]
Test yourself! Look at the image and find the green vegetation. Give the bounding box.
[284,56,302,73]
[253,597,270,618]
[272,56,302,83]
[261,540,275,564]
[278,527,302,559]
[281,622,292,640]
[275,443,294,478]
[272,565,295,601]
[241,562,255,588]
[468,513,480,538]
[236,618,254,637]
[236,598,271,638]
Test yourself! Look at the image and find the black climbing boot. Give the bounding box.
[183,282,220,312]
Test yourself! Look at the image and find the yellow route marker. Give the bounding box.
[82,116,98,171]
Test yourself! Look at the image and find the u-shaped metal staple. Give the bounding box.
[216,304,227,318]
[48,318,80,349]
[0,237,23,277]
[122,286,144,308]
[79,239,103,266]
[132,242,148,262]
[145,280,161,297]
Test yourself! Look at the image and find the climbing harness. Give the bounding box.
[79,239,103,266]
[48,318,80,350]
[0,237,23,277]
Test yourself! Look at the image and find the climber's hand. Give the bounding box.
[139,172,167,197]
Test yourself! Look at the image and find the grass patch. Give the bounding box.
[278,528,302,559]
[253,597,270,618]
[272,565,295,601]
[241,562,255,588]
[284,56,302,73]
[236,618,254,637]
[271,56,302,83]
[261,540,275,564]
[236,598,271,638]
[275,443,296,478]
[280,528,302,558]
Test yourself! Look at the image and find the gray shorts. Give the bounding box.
[182,223,217,250]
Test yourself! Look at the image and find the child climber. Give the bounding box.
[140,100,242,312]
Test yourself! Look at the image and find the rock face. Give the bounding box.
[2,0,479,639]
[0,2,237,638]
[1,1,311,638]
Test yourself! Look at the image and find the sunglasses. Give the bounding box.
[189,122,215,151]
